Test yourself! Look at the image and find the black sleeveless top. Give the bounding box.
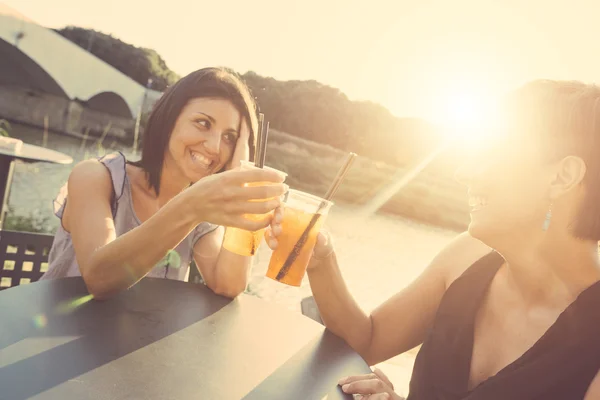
[408,252,600,400]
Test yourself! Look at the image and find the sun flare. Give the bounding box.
[432,89,500,151]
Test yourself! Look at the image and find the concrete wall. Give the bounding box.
[0,85,134,140]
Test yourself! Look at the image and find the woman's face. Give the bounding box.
[166,98,242,183]
[455,131,555,243]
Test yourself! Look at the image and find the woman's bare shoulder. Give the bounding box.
[429,232,494,289]
[62,159,114,230]
[68,158,113,186]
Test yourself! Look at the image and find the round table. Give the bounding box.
[0,277,371,399]
[0,143,73,229]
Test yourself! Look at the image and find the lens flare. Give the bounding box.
[122,263,138,282]
[359,145,447,218]
[55,294,95,315]
[32,314,47,329]
[165,250,181,269]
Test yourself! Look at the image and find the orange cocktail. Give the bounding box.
[266,190,332,286]
[222,161,287,256]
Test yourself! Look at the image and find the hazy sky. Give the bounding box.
[4,0,600,122]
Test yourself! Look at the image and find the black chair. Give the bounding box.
[0,230,54,290]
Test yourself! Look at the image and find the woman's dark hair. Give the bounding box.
[509,80,600,240]
[132,67,258,195]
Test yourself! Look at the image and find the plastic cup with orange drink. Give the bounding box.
[266,190,332,286]
[266,152,357,286]
[222,160,288,256]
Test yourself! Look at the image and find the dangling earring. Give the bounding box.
[542,203,553,232]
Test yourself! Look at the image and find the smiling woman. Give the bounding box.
[167,98,242,181]
[39,67,288,300]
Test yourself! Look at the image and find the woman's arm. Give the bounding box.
[305,231,491,365]
[63,159,285,300]
[190,118,267,297]
[192,226,252,298]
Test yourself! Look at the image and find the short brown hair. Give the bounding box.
[509,80,600,240]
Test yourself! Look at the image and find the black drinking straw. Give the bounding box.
[254,113,265,164]
[275,152,357,281]
[257,121,270,168]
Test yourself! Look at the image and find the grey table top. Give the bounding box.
[0,143,73,164]
[0,277,370,399]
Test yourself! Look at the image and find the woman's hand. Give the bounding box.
[186,167,287,231]
[228,119,251,170]
[264,207,334,269]
[338,368,403,400]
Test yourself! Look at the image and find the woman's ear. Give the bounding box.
[549,155,587,199]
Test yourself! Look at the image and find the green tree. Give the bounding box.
[241,72,442,167]
[54,26,179,91]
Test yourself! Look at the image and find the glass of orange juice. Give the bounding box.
[222,161,287,256]
[266,189,333,286]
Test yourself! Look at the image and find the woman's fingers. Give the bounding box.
[227,167,286,185]
[307,231,334,270]
[341,378,388,395]
[227,198,282,215]
[221,200,284,234]
[314,231,331,256]
[373,367,394,390]
[338,369,397,399]
[229,183,288,202]
[264,227,278,249]
[264,207,282,249]
[271,223,282,236]
[227,120,250,170]
[228,214,272,232]
[273,207,284,224]
[338,374,378,386]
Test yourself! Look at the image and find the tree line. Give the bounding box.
[56,26,445,167]
[54,26,180,92]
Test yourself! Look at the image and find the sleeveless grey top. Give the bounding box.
[41,152,217,281]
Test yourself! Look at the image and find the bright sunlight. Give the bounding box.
[432,88,500,151]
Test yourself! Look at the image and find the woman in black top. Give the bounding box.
[268,80,600,399]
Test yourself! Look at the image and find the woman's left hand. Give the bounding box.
[228,119,251,170]
[338,367,403,400]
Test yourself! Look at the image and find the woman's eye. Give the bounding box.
[196,119,210,129]
[223,132,237,143]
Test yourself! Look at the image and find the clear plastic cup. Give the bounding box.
[266,189,333,286]
[222,161,287,256]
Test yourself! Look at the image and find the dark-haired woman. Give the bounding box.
[41,67,287,300]
[268,80,600,399]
